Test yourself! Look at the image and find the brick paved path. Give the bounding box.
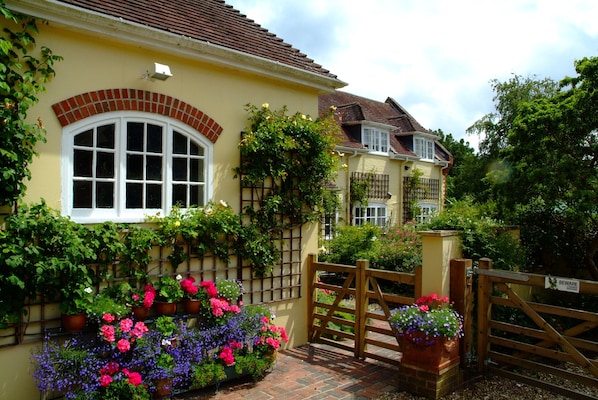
[175,343,400,400]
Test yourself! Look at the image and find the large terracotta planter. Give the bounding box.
[400,332,459,371]
[61,313,87,332]
[153,301,177,316]
[182,298,201,314]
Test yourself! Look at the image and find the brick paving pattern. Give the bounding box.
[175,343,400,400]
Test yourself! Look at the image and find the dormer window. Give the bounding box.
[362,126,389,153]
[414,137,434,160]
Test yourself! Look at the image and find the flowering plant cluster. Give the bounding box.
[180,276,202,300]
[199,280,243,325]
[95,361,149,400]
[130,284,156,308]
[32,284,287,398]
[389,294,463,343]
[99,314,148,353]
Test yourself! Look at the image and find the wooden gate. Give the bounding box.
[306,253,421,366]
[477,258,598,399]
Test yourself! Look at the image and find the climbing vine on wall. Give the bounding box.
[0,6,62,207]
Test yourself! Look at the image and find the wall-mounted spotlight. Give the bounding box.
[149,62,172,81]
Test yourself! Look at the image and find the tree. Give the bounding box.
[0,6,62,207]
[433,129,488,201]
[504,56,598,279]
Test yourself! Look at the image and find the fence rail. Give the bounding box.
[307,254,421,366]
[476,258,598,399]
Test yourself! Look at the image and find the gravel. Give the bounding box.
[375,370,597,400]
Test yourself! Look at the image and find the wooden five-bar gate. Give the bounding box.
[477,258,598,399]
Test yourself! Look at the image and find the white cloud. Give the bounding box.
[227,0,598,150]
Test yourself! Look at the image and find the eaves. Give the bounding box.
[7,0,347,93]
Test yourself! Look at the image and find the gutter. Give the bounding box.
[7,0,347,93]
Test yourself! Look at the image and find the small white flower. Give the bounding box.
[161,339,172,347]
[219,200,228,208]
[176,274,183,281]
[84,287,93,294]
[262,102,269,109]
[301,114,306,120]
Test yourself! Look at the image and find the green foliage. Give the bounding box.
[154,276,184,303]
[319,224,381,265]
[0,201,96,324]
[421,197,528,270]
[86,291,130,322]
[0,7,62,205]
[235,103,342,276]
[320,223,422,272]
[215,279,242,302]
[234,353,275,380]
[370,222,422,273]
[153,316,178,338]
[190,361,226,389]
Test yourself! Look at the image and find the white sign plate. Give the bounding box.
[545,276,580,293]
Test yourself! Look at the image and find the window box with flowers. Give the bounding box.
[389,294,463,371]
[31,281,287,399]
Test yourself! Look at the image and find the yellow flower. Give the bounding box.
[173,221,181,227]
[219,200,228,208]
[329,105,337,111]
[301,114,306,120]
[262,102,269,109]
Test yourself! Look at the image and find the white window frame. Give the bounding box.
[414,137,435,160]
[415,203,438,224]
[61,112,213,223]
[362,126,389,154]
[353,203,388,226]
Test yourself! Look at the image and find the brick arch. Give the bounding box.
[52,89,223,143]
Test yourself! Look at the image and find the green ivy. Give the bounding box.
[0,6,62,206]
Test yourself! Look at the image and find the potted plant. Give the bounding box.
[60,283,95,332]
[389,294,463,371]
[153,276,184,316]
[89,362,150,400]
[86,290,131,324]
[179,276,204,314]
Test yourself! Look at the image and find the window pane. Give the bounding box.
[97,124,115,149]
[146,184,162,208]
[96,182,114,208]
[172,158,187,181]
[74,150,93,177]
[190,140,204,156]
[190,159,200,182]
[147,124,163,153]
[172,184,187,206]
[73,181,92,208]
[126,183,143,208]
[189,185,201,206]
[126,154,143,180]
[173,131,187,154]
[146,155,162,181]
[127,122,144,151]
[74,129,93,147]
[96,152,114,178]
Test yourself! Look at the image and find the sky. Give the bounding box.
[225,0,598,150]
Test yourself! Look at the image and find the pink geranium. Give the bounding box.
[99,374,112,387]
[117,338,130,352]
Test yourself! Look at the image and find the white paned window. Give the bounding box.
[414,137,434,160]
[362,127,389,153]
[353,203,387,226]
[62,112,213,223]
[416,203,438,224]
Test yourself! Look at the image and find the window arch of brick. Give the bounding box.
[52,89,223,143]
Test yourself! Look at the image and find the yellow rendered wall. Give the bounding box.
[1,19,320,400]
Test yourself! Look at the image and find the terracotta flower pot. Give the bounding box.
[182,298,201,314]
[61,313,87,332]
[154,301,177,316]
[153,377,173,398]
[400,332,459,371]
[132,306,150,321]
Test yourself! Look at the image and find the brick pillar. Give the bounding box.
[397,362,460,399]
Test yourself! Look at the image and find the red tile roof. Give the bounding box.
[319,91,451,162]
[54,0,337,79]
